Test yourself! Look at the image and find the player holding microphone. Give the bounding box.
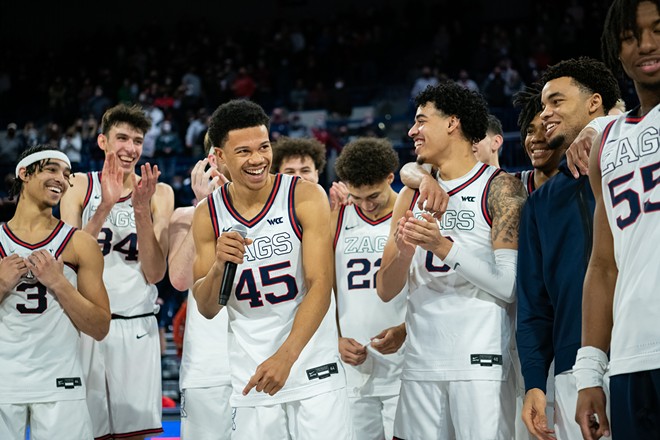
[191,99,352,439]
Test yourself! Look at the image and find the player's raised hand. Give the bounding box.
[329,181,351,211]
[100,151,124,205]
[132,162,160,212]
[191,158,226,202]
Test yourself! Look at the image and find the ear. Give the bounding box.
[214,147,227,166]
[447,116,460,134]
[386,172,395,185]
[493,135,504,153]
[18,167,28,182]
[207,151,217,166]
[97,133,107,152]
[588,93,603,115]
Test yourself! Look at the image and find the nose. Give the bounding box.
[531,127,545,143]
[539,105,551,122]
[408,124,418,139]
[639,28,660,53]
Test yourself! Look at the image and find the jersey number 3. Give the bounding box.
[16,282,48,314]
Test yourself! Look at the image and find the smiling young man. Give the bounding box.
[513,86,566,195]
[576,1,660,439]
[332,137,407,440]
[0,145,111,439]
[272,136,326,184]
[514,58,621,440]
[191,99,352,439]
[377,82,527,439]
[60,103,174,440]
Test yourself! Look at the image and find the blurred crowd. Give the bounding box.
[0,0,636,220]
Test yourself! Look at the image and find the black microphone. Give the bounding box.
[219,224,249,306]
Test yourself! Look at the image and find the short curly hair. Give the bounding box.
[541,57,621,113]
[413,81,489,144]
[272,137,327,174]
[513,84,543,145]
[335,137,399,187]
[101,103,152,136]
[207,99,270,149]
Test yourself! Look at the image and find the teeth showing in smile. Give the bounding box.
[119,155,134,164]
[545,123,557,131]
[245,168,265,176]
[47,186,62,194]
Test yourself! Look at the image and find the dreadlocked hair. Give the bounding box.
[513,84,542,145]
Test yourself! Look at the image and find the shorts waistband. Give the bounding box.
[111,312,156,320]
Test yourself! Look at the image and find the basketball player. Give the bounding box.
[191,99,352,439]
[168,139,231,439]
[60,103,175,440]
[377,82,527,439]
[516,58,620,440]
[0,145,110,439]
[576,1,660,438]
[513,86,566,195]
[272,135,350,210]
[272,136,326,184]
[333,137,406,439]
[472,114,505,168]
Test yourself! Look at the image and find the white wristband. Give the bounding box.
[573,346,608,391]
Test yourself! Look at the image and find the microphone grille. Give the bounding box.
[231,223,248,238]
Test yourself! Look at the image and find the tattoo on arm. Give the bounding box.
[487,173,527,245]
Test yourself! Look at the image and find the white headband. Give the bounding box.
[15,151,72,177]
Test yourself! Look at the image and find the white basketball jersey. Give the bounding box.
[405,162,515,381]
[179,289,231,389]
[598,107,660,376]
[0,221,85,403]
[208,173,344,406]
[515,169,536,196]
[334,203,406,397]
[81,172,158,315]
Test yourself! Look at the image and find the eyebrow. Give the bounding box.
[43,160,72,172]
[543,91,565,102]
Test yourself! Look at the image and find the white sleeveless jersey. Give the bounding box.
[0,221,85,403]
[334,203,406,397]
[405,162,515,381]
[179,289,231,389]
[208,173,344,406]
[598,106,660,376]
[515,169,536,196]
[81,172,158,315]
